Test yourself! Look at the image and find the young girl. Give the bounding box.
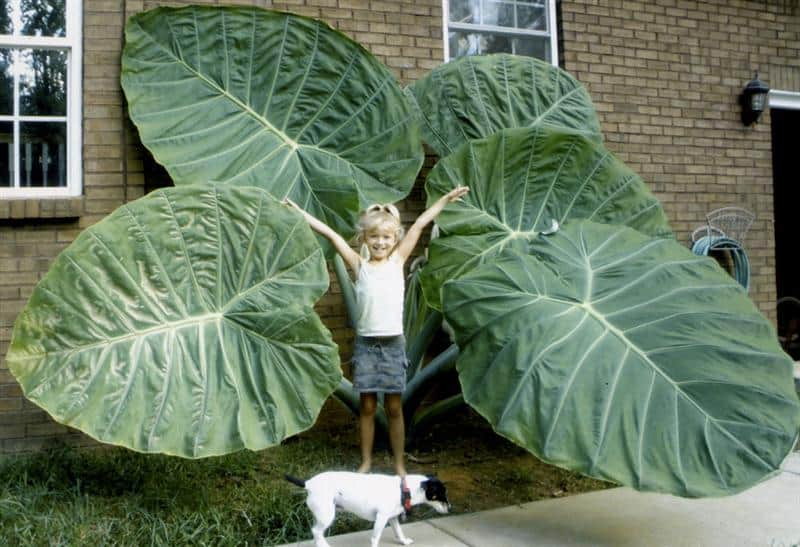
[286,186,469,478]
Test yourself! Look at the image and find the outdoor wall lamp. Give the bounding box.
[740,72,769,126]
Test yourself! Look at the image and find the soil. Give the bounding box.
[303,400,611,516]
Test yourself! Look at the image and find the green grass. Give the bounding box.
[0,434,368,547]
[0,407,611,546]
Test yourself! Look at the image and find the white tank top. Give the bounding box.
[355,254,404,336]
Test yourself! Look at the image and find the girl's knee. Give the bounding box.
[386,406,403,420]
[385,395,403,419]
[360,394,377,416]
[360,405,377,418]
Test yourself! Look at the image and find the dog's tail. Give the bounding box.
[284,474,306,488]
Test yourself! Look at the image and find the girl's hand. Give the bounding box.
[284,198,313,222]
[444,185,470,202]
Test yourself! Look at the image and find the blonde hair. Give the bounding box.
[356,203,405,246]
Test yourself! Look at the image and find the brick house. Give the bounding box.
[1,0,798,453]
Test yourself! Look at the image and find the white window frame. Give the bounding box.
[443,0,559,65]
[0,0,82,199]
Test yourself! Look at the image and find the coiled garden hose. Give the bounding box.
[691,236,750,292]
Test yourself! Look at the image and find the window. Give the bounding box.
[0,0,81,198]
[444,0,558,64]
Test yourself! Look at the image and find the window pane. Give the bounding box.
[482,1,514,27]
[449,0,480,24]
[21,0,66,37]
[0,121,12,187]
[20,121,66,187]
[0,48,12,114]
[449,30,481,57]
[518,4,546,31]
[481,33,513,54]
[0,0,12,34]
[450,30,524,58]
[19,48,67,116]
[513,35,548,59]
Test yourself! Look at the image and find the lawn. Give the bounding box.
[0,403,610,546]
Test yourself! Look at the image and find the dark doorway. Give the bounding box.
[771,107,800,359]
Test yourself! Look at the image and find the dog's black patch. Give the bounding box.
[421,476,449,505]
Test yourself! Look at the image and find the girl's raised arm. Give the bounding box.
[394,185,469,262]
[284,199,361,275]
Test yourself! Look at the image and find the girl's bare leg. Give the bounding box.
[358,393,377,473]
[385,393,406,477]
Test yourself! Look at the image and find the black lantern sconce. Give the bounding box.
[740,72,770,126]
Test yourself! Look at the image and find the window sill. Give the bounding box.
[0,196,85,220]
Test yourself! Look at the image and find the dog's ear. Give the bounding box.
[421,476,448,502]
[425,474,444,486]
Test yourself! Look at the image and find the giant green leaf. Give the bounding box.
[121,6,423,239]
[420,126,672,309]
[443,220,800,497]
[7,186,341,458]
[406,53,601,157]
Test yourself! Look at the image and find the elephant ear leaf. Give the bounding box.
[443,220,800,497]
[122,6,423,239]
[421,126,672,310]
[6,186,341,458]
[406,53,601,157]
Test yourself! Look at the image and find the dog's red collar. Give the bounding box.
[401,478,411,512]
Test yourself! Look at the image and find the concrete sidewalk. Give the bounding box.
[279,452,800,547]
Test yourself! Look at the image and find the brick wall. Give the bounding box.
[559,0,800,316]
[2,0,798,452]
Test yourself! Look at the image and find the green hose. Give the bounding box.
[691,236,750,292]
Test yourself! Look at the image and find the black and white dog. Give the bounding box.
[285,471,450,547]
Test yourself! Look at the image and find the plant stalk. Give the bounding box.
[406,310,443,378]
[408,393,465,444]
[332,254,357,327]
[402,344,459,432]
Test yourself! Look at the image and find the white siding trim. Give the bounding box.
[769,90,800,110]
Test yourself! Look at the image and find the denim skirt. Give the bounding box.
[352,335,408,393]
